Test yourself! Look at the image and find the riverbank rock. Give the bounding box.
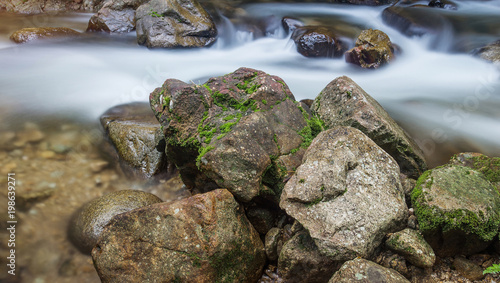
[10,27,81,43]
[473,40,500,64]
[280,126,408,261]
[150,67,322,202]
[282,17,304,34]
[453,257,485,281]
[386,228,436,268]
[449,152,500,190]
[278,230,339,283]
[312,76,427,179]
[99,102,174,180]
[68,190,162,254]
[1,0,101,14]
[291,26,348,58]
[135,0,217,48]
[329,258,410,283]
[345,29,395,69]
[92,189,265,282]
[87,0,148,33]
[411,164,500,256]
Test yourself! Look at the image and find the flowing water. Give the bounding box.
[1,1,500,165]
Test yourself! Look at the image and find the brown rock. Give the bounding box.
[92,189,265,282]
[10,27,81,44]
[292,26,348,58]
[453,257,485,281]
[345,29,395,69]
[329,258,410,283]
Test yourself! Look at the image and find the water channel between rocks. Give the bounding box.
[0,1,500,282]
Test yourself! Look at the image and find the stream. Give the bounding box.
[1,1,500,166]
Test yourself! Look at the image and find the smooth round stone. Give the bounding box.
[68,190,163,254]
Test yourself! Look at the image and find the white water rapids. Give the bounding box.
[0,1,499,164]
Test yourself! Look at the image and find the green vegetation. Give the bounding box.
[148,9,163,18]
[483,263,500,275]
[290,105,324,154]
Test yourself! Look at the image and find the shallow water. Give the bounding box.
[1,1,500,165]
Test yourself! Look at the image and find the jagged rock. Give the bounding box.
[150,67,322,202]
[10,27,81,44]
[282,17,304,34]
[280,126,408,261]
[68,190,162,254]
[312,76,427,179]
[345,29,396,69]
[135,0,217,48]
[386,228,436,268]
[92,189,265,282]
[99,102,174,180]
[291,26,349,58]
[411,164,500,256]
[278,230,339,283]
[329,258,410,283]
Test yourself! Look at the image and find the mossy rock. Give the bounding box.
[411,164,500,256]
[449,152,500,189]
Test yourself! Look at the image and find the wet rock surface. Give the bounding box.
[92,189,266,283]
[329,258,410,283]
[150,67,320,202]
[135,0,217,48]
[291,26,349,58]
[345,28,395,69]
[474,40,500,64]
[386,228,436,268]
[1,0,102,14]
[68,189,163,254]
[99,102,174,180]
[382,6,446,37]
[10,27,81,43]
[411,164,500,256]
[312,75,427,179]
[280,126,408,261]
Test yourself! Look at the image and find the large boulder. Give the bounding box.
[449,152,500,190]
[150,67,323,202]
[312,76,427,179]
[280,126,408,261]
[345,29,396,69]
[92,189,266,282]
[10,27,81,44]
[291,26,349,58]
[411,164,500,256]
[329,258,410,283]
[99,102,174,180]
[277,230,339,283]
[68,190,163,254]
[135,0,217,48]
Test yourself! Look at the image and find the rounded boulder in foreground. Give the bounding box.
[68,190,163,254]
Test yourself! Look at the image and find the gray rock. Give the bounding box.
[278,230,339,283]
[280,126,408,261]
[265,227,282,261]
[68,190,163,254]
[312,76,427,179]
[135,0,217,48]
[448,152,500,190]
[386,228,436,268]
[100,102,173,180]
[329,258,410,283]
[86,0,149,33]
[150,67,321,202]
[92,189,265,283]
[411,164,500,256]
[453,257,485,281]
[475,40,500,64]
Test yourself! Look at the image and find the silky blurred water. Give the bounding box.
[0,1,499,164]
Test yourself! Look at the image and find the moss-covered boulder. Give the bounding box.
[280,126,408,261]
[345,29,396,69]
[411,164,500,256]
[92,189,265,282]
[449,152,500,190]
[312,76,427,179]
[150,67,323,202]
[385,228,435,268]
